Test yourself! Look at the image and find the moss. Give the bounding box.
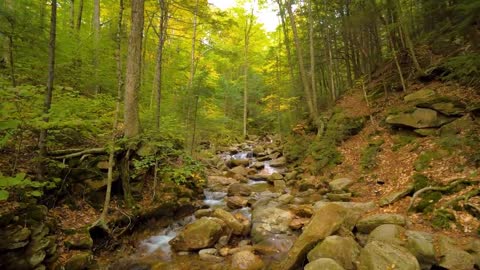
[414,150,444,171]
[415,191,442,213]
[412,173,432,192]
[360,140,384,171]
[431,209,456,229]
[392,133,417,152]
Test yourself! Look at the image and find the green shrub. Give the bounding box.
[412,173,432,191]
[392,134,416,152]
[431,209,456,229]
[415,191,442,213]
[0,173,60,201]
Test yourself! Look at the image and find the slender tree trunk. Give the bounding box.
[3,0,15,87]
[276,0,296,96]
[96,0,124,227]
[154,0,168,130]
[76,0,84,31]
[188,0,199,89]
[308,0,318,115]
[70,0,75,29]
[243,3,254,139]
[285,0,315,120]
[38,0,57,166]
[93,0,101,94]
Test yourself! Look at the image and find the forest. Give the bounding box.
[0,0,480,269]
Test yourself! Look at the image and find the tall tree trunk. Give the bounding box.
[124,0,144,138]
[38,0,57,167]
[154,0,168,130]
[285,0,315,120]
[276,0,295,96]
[93,0,101,94]
[188,0,199,89]
[76,0,84,31]
[308,0,318,115]
[3,0,15,87]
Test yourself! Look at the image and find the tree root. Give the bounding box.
[51,148,106,160]
[407,179,476,212]
[442,188,480,208]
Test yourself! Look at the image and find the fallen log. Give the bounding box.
[51,148,106,160]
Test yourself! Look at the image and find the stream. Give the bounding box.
[111,139,302,269]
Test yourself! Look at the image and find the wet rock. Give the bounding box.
[289,218,310,230]
[379,186,413,207]
[358,241,420,270]
[268,172,283,182]
[0,226,31,250]
[252,162,264,170]
[405,231,436,269]
[313,201,375,213]
[305,258,346,270]
[436,235,475,270]
[276,204,348,270]
[65,232,93,250]
[231,250,264,270]
[253,146,265,156]
[273,180,287,192]
[169,217,225,251]
[199,248,223,262]
[64,252,93,270]
[329,178,354,192]
[212,209,244,236]
[249,174,269,181]
[386,108,454,129]
[27,249,46,268]
[356,214,406,233]
[251,207,294,243]
[229,159,250,167]
[208,176,237,187]
[228,183,252,197]
[367,224,406,246]
[277,194,294,204]
[326,193,352,201]
[289,204,314,218]
[285,171,298,181]
[253,235,296,259]
[230,165,250,176]
[194,209,213,218]
[307,236,360,270]
[270,157,286,167]
[226,196,249,209]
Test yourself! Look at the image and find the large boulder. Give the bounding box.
[404,89,441,106]
[356,214,406,233]
[211,209,244,236]
[379,185,413,207]
[358,241,420,270]
[307,236,360,270]
[367,224,406,246]
[169,217,225,251]
[251,207,294,243]
[386,108,454,129]
[404,89,466,116]
[329,178,354,192]
[226,196,249,209]
[305,258,345,270]
[436,235,475,270]
[405,231,436,269]
[270,157,286,167]
[276,204,348,270]
[230,165,250,176]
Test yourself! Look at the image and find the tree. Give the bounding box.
[93,0,101,94]
[154,0,169,130]
[38,0,57,163]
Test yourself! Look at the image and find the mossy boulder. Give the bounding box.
[356,214,406,233]
[358,241,420,270]
[65,232,93,250]
[405,231,436,269]
[367,224,406,246]
[64,252,93,270]
[305,258,345,270]
[0,226,31,250]
[169,217,225,251]
[307,236,360,270]
[386,108,454,129]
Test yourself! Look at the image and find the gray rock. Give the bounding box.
[226,196,249,209]
[404,89,441,105]
[356,214,406,233]
[367,224,406,246]
[326,193,352,201]
[199,248,223,262]
[329,178,354,191]
[270,157,286,167]
[307,236,360,270]
[230,165,250,176]
[212,208,245,236]
[169,217,225,251]
[305,258,346,270]
[64,232,93,250]
[386,108,454,129]
[228,183,252,196]
[436,235,475,270]
[251,207,294,243]
[313,201,376,213]
[405,231,436,269]
[275,204,348,270]
[358,241,420,270]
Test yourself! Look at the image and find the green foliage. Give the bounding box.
[0,172,60,201]
[440,53,480,87]
[431,209,456,229]
[360,140,384,171]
